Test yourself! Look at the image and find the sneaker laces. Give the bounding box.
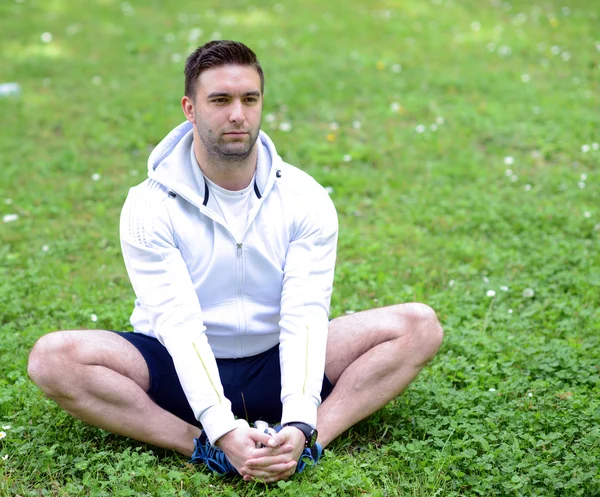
[189,431,239,475]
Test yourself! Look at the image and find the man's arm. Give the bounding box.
[120,184,238,444]
[278,187,338,431]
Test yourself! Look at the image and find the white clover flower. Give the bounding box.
[1,426,10,430]
[578,181,586,189]
[486,290,496,297]
[497,45,511,57]
[511,174,518,182]
[505,168,513,176]
[508,309,513,314]
[580,173,588,181]
[594,223,600,231]
[435,116,444,125]
[43,78,51,87]
[0,432,5,440]
[329,122,339,131]
[584,211,591,218]
[532,106,541,114]
[4,198,12,204]
[562,7,571,15]
[528,392,533,397]
[91,314,98,322]
[448,280,455,287]
[561,52,571,61]
[352,120,361,129]
[487,42,496,52]
[278,122,292,132]
[324,186,334,195]
[265,113,276,123]
[489,388,496,392]
[524,184,532,191]
[164,33,175,43]
[483,276,489,283]
[188,28,203,43]
[592,143,599,150]
[500,285,509,291]
[41,32,53,43]
[343,154,352,162]
[3,214,18,223]
[390,102,401,112]
[121,2,134,16]
[91,173,101,181]
[391,64,402,73]
[415,124,425,133]
[171,53,182,63]
[522,288,535,298]
[504,156,515,165]
[430,124,438,131]
[581,144,590,153]
[551,45,561,55]
[92,76,102,85]
[130,170,139,176]
[521,74,531,83]
[42,245,49,252]
[471,21,481,31]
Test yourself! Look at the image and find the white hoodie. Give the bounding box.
[120,121,338,444]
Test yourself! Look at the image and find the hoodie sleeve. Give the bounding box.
[120,182,237,444]
[279,186,338,429]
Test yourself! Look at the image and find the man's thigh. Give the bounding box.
[31,329,150,391]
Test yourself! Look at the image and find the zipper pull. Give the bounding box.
[237,243,242,256]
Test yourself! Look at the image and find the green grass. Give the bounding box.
[1,0,599,495]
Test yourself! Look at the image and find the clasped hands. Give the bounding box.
[216,424,306,483]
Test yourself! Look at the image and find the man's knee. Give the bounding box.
[28,331,78,397]
[394,303,444,363]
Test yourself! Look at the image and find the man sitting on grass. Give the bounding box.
[27,40,444,483]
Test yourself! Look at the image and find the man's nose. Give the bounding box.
[229,100,244,123]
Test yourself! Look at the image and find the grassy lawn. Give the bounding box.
[1,0,599,495]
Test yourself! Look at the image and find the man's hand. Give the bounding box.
[215,422,276,475]
[241,425,306,483]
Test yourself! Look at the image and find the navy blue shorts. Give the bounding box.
[113,331,334,427]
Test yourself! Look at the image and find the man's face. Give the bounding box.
[189,64,263,163]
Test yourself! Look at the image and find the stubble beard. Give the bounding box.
[196,115,262,167]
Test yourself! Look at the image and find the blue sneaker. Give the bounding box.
[189,431,239,475]
[296,442,323,473]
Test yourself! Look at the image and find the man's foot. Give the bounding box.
[189,430,238,475]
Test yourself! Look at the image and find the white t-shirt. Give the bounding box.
[202,173,257,242]
[189,145,258,242]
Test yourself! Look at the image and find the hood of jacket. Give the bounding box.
[146,120,281,208]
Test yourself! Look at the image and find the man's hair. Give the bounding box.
[184,40,264,98]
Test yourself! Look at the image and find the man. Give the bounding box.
[27,40,443,483]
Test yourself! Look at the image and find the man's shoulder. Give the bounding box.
[126,178,170,203]
[275,162,329,199]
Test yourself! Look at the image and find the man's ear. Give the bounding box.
[181,96,195,124]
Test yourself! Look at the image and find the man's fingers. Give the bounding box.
[249,444,294,460]
[242,460,297,482]
[245,452,295,469]
[248,428,278,448]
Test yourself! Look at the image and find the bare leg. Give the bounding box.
[27,330,200,456]
[317,303,444,447]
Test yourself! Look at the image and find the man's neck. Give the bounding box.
[193,136,258,192]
